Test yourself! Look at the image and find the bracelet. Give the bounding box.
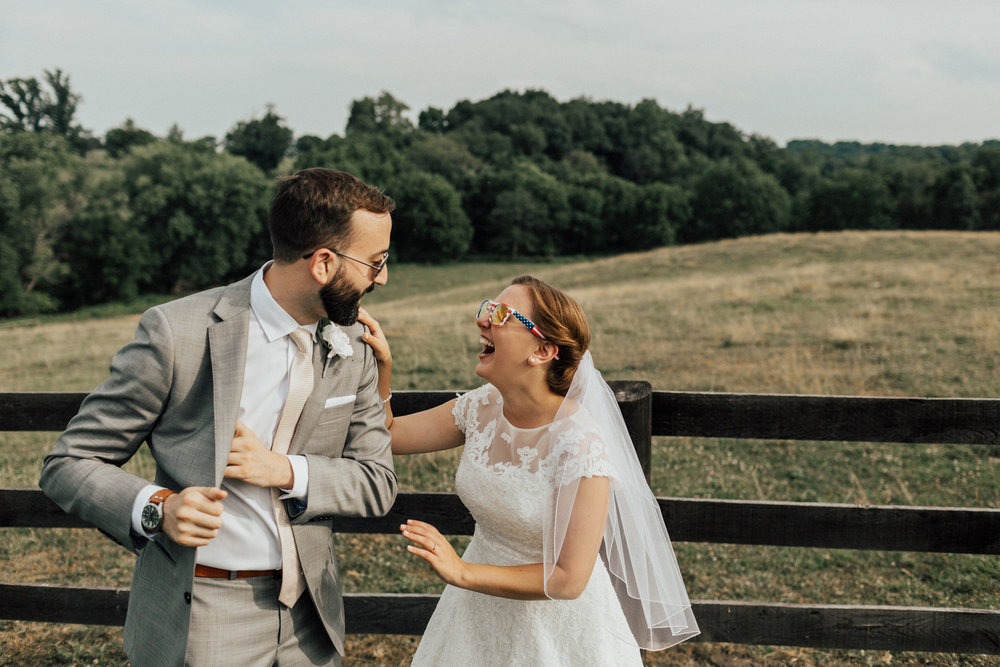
[381,392,392,404]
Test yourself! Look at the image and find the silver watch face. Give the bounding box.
[141,503,162,531]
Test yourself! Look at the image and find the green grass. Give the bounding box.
[2,230,999,666]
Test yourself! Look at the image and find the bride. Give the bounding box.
[358,275,699,665]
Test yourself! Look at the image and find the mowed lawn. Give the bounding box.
[1,230,998,666]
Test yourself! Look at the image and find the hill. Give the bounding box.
[1,230,997,666]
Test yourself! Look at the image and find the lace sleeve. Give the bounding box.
[544,424,617,488]
[451,383,492,434]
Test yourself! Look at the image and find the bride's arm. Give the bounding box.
[401,476,610,600]
[358,308,463,454]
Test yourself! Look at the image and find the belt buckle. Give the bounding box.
[229,570,238,580]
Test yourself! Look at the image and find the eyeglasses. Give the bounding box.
[303,248,388,278]
[477,299,552,341]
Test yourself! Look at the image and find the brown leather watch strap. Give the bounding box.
[149,489,177,505]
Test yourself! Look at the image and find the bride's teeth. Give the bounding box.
[480,337,494,350]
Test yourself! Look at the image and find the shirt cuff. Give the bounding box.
[131,483,166,538]
[280,455,309,501]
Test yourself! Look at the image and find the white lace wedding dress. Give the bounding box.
[410,384,642,666]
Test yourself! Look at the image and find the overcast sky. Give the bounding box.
[3,0,998,147]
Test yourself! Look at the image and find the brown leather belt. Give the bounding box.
[194,564,280,579]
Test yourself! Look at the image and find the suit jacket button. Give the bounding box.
[184,592,192,604]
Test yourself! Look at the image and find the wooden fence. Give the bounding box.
[2,386,999,655]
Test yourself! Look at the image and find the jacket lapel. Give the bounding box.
[208,275,253,485]
[288,339,349,454]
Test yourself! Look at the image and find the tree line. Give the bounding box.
[1,69,998,317]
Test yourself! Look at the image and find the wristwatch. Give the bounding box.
[140,489,177,533]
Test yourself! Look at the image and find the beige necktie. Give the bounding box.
[271,327,314,607]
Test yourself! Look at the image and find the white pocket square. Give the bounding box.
[324,394,356,408]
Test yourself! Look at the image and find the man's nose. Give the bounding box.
[374,265,388,286]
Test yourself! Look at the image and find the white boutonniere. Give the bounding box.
[319,318,353,360]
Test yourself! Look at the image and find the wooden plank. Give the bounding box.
[0,489,93,528]
[658,497,1000,554]
[6,488,998,554]
[0,582,128,626]
[653,392,1000,445]
[0,393,87,431]
[344,593,438,635]
[2,584,997,654]
[691,600,1000,654]
[9,389,1000,446]
[328,491,476,535]
[613,381,652,480]
[0,384,639,428]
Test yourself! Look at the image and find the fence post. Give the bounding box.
[609,380,653,482]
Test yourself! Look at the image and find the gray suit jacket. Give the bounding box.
[39,273,397,666]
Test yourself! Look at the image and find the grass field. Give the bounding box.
[1,230,998,665]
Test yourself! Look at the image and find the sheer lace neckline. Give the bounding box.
[500,409,550,433]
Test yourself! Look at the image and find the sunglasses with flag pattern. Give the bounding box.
[477,299,559,359]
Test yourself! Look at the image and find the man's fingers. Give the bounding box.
[179,486,227,515]
[358,308,378,329]
[190,486,228,502]
[234,419,251,438]
[162,487,227,546]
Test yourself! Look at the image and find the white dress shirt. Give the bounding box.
[131,263,313,569]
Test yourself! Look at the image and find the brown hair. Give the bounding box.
[511,275,591,396]
[269,168,395,263]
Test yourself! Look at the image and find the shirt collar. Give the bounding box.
[250,262,319,344]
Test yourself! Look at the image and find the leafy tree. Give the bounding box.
[294,134,325,155]
[386,170,473,261]
[563,182,606,254]
[487,186,550,259]
[104,118,158,158]
[472,162,570,258]
[973,146,1000,229]
[449,119,516,163]
[346,92,414,138]
[0,76,45,131]
[224,106,294,174]
[0,132,88,315]
[931,164,981,230]
[592,176,687,251]
[407,133,482,187]
[418,107,447,133]
[685,159,790,242]
[562,97,613,156]
[293,132,409,186]
[799,169,894,232]
[55,173,148,307]
[0,69,92,153]
[121,142,271,292]
[882,160,937,230]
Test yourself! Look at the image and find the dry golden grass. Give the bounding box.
[2,230,999,665]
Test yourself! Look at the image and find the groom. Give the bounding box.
[40,168,398,666]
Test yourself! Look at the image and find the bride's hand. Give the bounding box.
[401,519,467,587]
[357,307,391,370]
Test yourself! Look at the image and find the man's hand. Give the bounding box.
[162,487,227,547]
[225,419,294,489]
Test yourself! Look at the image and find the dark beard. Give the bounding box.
[319,268,373,326]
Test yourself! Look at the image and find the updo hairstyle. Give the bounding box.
[510,275,591,396]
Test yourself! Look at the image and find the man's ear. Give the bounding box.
[308,249,336,285]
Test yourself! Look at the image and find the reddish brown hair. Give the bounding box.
[511,275,591,396]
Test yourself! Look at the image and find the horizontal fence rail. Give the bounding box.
[2,583,997,654]
[2,389,999,654]
[4,489,999,554]
[653,391,1000,445]
[7,388,1000,444]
